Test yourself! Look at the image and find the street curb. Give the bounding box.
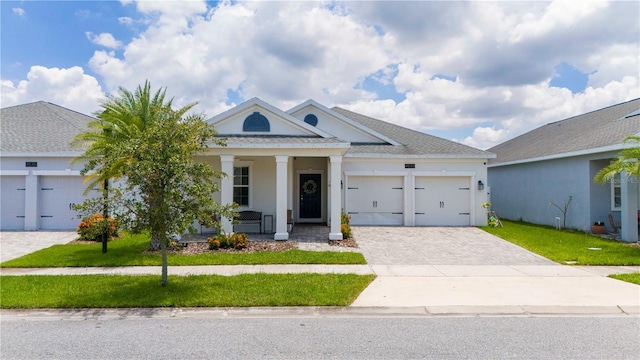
[2,306,638,320]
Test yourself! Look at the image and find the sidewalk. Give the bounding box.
[2,264,639,316]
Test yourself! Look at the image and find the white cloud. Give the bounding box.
[457,127,510,150]
[1,66,104,115]
[509,0,608,43]
[12,7,25,17]
[85,32,123,49]
[4,1,638,150]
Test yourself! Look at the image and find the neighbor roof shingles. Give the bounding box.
[331,107,492,156]
[1,101,94,153]
[488,99,640,165]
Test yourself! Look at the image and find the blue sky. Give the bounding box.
[2,0,639,149]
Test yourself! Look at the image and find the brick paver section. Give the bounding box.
[353,227,556,266]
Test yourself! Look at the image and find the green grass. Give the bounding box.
[610,273,640,285]
[0,233,366,267]
[0,274,376,308]
[481,220,640,265]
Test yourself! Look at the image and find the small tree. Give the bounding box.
[549,195,572,229]
[73,82,235,286]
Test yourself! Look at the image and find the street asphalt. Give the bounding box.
[1,228,639,316]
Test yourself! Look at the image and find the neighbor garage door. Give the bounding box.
[346,176,404,225]
[39,176,98,230]
[0,176,26,230]
[415,176,470,226]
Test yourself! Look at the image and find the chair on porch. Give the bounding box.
[608,214,620,234]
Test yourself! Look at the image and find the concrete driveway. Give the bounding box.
[353,227,554,265]
[0,231,77,262]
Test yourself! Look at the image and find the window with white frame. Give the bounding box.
[233,166,250,206]
[611,173,621,210]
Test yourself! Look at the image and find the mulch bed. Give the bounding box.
[328,238,358,248]
[70,236,359,254]
[177,241,298,255]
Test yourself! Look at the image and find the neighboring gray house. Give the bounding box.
[488,99,640,242]
[1,99,494,237]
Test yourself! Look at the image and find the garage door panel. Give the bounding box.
[415,177,470,226]
[347,176,404,225]
[40,176,98,230]
[349,212,404,226]
[1,176,26,230]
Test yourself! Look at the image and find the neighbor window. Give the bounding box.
[611,173,621,210]
[233,166,250,206]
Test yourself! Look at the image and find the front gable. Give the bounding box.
[209,98,333,138]
[288,100,400,145]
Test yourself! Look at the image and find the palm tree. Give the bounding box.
[72,80,197,251]
[594,135,640,184]
[72,80,196,190]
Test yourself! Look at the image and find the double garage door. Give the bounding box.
[346,176,470,226]
[0,175,96,230]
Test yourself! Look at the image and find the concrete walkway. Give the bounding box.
[1,228,639,316]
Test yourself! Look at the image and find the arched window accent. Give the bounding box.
[243,112,270,132]
[304,114,318,126]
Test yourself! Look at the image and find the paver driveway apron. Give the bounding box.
[0,231,77,262]
[353,227,554,265]
[351,227,640,313]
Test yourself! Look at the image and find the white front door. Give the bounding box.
[0,176,26,230]
[39,176,98,230]
[347,176,404,225]
[415,176,470,226]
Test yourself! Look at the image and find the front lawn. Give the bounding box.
[610,273,640,285]
[0,233,366,268]
[0,273,376,308]
[481,220,640,265]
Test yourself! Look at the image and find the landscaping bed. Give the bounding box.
[0,233,367,268]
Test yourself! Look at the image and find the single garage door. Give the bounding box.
[39,176,98,230]
[415,176,470,226]
[347,176,404,225]
[1,176,26,230]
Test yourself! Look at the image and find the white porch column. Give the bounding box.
[620,173,639,242]
[329,155,343,240]
[220,155,234,234]
[24,173,38,230]
[274,155,289,240]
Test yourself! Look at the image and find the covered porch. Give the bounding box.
[590,159,639,242]
[204,139,349,241]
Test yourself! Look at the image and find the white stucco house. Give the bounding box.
[488,99,640,242]
[1,98,494,239]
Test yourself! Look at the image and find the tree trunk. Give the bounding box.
[160,234,168,287]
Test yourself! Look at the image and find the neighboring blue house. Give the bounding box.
[487,99,640,242]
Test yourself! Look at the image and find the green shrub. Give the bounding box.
[77,213,119,241]
[340,211,352,239]
[208,232,248,250]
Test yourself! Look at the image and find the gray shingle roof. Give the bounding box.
[488,99,640,165]
[331,107,493,157]
[1,101,94,153]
